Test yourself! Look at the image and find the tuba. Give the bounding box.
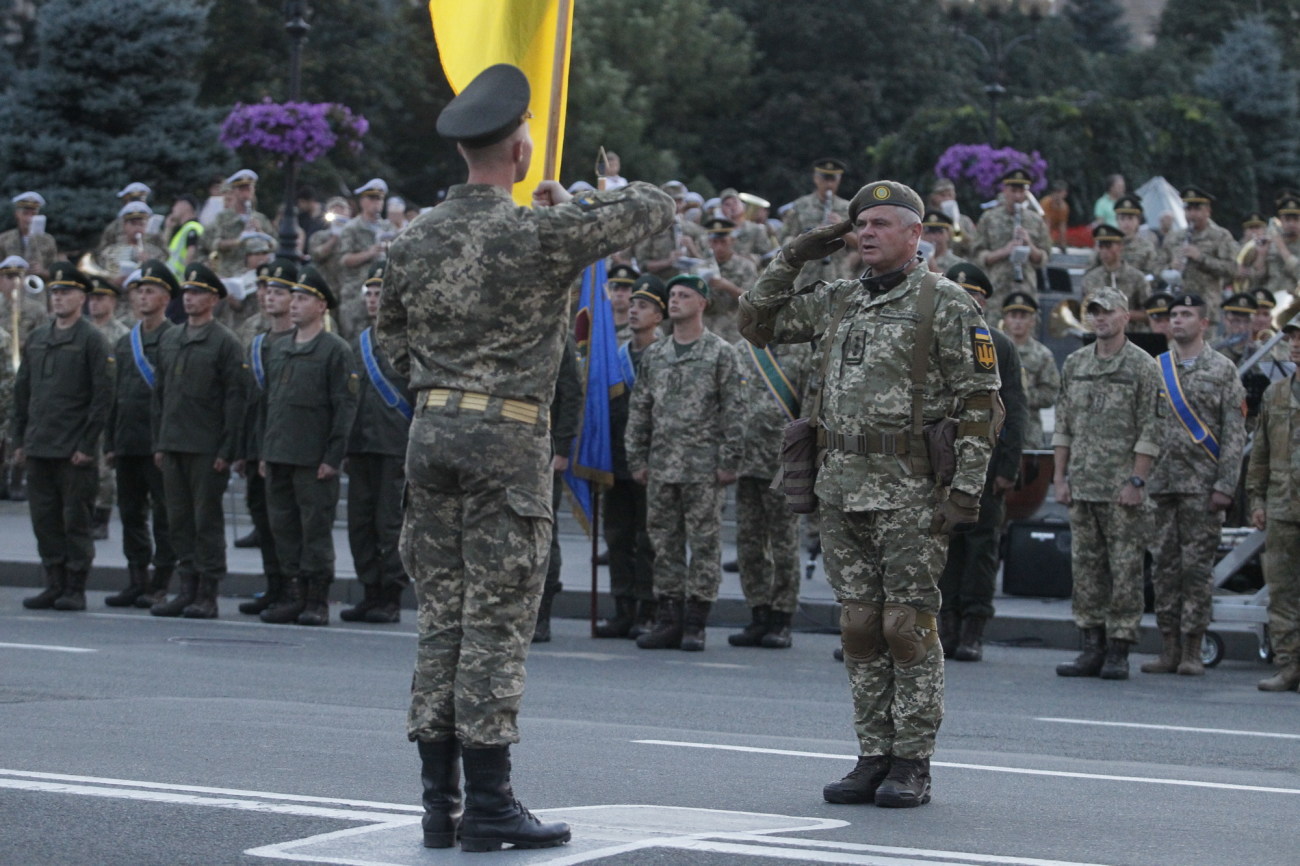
[1048,298,1091,339]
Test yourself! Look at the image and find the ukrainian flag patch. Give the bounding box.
[970,327,996,371]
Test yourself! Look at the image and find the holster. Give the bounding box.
[778,417,819,514]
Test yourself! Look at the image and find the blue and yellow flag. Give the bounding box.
[563,259,626,533]
[428,0,574,206]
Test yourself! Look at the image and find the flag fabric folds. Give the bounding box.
[564,259,625,533]
[428,0,574,206]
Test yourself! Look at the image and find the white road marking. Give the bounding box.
[0,641,96,653]
[634,740,1300,796]
[1036,717,1300,741]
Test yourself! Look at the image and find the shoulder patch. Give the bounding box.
[970,326,996,372]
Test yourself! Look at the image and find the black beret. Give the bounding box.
[630,274,667,313]
[436,63,531,148]
[945,262,993,297]
[293,264,337,310]
[139,259,180,298]
[183,262,226,298]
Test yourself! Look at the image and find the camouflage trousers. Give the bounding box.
[1151,493,1223,635]
[1069,500,1152,644]
[403,410,552,747]
[646,479,724,602]
[735,476,800,614]
[822,504,946,760]
[1263,517,1300,667]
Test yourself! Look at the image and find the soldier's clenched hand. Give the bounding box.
[929,489,980,535]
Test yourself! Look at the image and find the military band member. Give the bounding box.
[98,181,153,251]
[1000,291,1059,448]
[702,217,757,345]
[378,63,672,851]
[217,231,275,330]
[15,262,114,612]
[0,255,50,500]
[971,168,1051,320]
[922,210,961,274]
[204,170,275,278]
[1159,187,1238,324]
[1246,318,1300,692]
[927,178,977,259]
[779,158,853,290]
[1141,293,1246,677]
[98,201,167,287]
[1115,195,1160,277]
[1242,195,1300,299]
[1083,224,1150,330]
[338,178,396,337]
[718,188,774,265]
[104,261,178,608]
[151,263,246,618]
[1054,286,1161,680]
[257,267,359,627]
[0,192,59,281]
[88,275,130,540]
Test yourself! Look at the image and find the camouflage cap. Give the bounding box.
[630,273,668,314]
[944,262,992,297]
[666,273,709,300]
[848,180,924,222]
[717,188,740,201]
[1084,286,1128,312]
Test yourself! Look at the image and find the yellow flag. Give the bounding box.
[429,0,574,207]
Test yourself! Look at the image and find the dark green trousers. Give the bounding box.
[938,486,1006,620]
[267,463,340,578]
[246,471,281,578]
[27,457,97,572]
[602,477,654,603]
[161,452,230,579]
[346,453,405,588]
[116,455,176,570]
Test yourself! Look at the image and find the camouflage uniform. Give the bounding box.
[931,249,963,275]
[1148,346,1246,637]
[745,259,999,760]
[734,339,815,614]
[1158,223,1238,324]
[337,217,395,337]
[1014,336,1060,449]
[706,253,757,346]
[1252,237,1300,300]
[971,206,1051,319]
[1122,234,1161,277]
[1082,264,1150,328]
[625,331,744,602]
[1054,340,1161,644]
[1245,375,1300,671]
[779,192,853,290]
[0,229,59,277]
[307,229,345,300]
[732,219,774,265]
[631,223,684,282]
[204,209,274,277]
[379,181,673,746]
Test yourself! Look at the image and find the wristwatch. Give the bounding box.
[1127,475,1146,489]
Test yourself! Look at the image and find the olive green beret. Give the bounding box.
[848,180,924,222]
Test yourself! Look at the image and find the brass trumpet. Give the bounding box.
[1048,298,1091,339]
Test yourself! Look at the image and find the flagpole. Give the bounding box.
[544,0,572,181]
[589,486,600,636]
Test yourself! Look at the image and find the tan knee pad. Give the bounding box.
[882,603,939,668]
[839,601,887,663]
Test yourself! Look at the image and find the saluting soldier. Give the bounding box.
[104,261,178,608]
[1053,286,1162,681]
[87,275,130,540]
[780,158,854,290]
[999,291,1059,449]
[204,170,275,278]
[702,217,757,345]
[378,64,672,851]
[1083,224,1151,331]
[150,263,246,619]
[15,262,114,612]
[257,266,359,627]
[1141,293,1247,677]
[0,192,59,281]
[1159,187,1238,325]
[338,179,397,337]
[1115,195,1160,277]
[971,168,1051,320]
[340,262,413,625]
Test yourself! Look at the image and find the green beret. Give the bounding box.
[139,259,180,298]
[436,63,531,148]
[944,262,992,297]
[848,180,924,222]
[666,273,709,300]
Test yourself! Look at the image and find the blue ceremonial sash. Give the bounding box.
[250,333,267,391]
[617,341,636,388]
[745,342,800,422]
[1158,351,1219,460]
[129,323,156,389]
[360,327,413,421]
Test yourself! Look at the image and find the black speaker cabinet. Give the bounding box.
[1003,519,1073,598]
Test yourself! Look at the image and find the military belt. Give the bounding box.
[421,388,547,428]
[817,426,932,473]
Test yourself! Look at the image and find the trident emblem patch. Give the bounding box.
[971,327,996,371]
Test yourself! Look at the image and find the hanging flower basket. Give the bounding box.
[219,100,369,164]
[934,144,1048,199]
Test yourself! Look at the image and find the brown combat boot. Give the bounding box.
[1140,631,1180,674]
[22,564,66,610]
[182,576,220,618]
[52,570,88,611]
[635,597,682,649]
[679,599,711,651]
[728,605,770,647]
[105,564,149,607]
[136,565,173,608]
[953,615,987,662]
[151,573,197,617]
[1056,627,1107,677]
[1257,662,1300,692]
[1177,630,1205,676]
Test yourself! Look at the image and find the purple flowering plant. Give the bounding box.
[934,144,1048,198]
[219,100,369,164]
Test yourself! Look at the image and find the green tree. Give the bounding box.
[0,0,225,252]
[1062,0,1130,54]
[1158,0,1300,67]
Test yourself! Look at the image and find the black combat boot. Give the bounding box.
[417,738,463,848]
[531,587,557,643]
[151,573,197,617]
[23,564,66,610]
[636,597,682,649]
[593,596,635,638]
[238,573,283,615]
[297,576,331,626]
[105,564,149,607]
[136,565,173,609]
[233,527,261,549]
[627,599,657,640]
[728,604,771,647]
[761,610,793,649]
[1098,638,1131,680]
[1056,627,1106,677]
[459,746,570,852]
[340,581,382,622]
[833,646,844,662]
[874,757,932,808]
[364,583,404,624]
[722,559,739,573]
[52,570,88,611]
[953,615,987,662]
[822,755,890,804]
[939,609,960,658]
[92,507,111,541]
[679,599,711,652]
[260,576,306,624]
[182,576,219,619]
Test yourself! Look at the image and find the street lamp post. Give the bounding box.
[942,0,1054,146]
[278,1,312,261]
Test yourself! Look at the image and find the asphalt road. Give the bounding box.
[2,587,1297,866]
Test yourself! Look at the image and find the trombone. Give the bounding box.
[1048,298,1091,340]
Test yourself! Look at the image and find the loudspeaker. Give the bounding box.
[1002,519,1072,598]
